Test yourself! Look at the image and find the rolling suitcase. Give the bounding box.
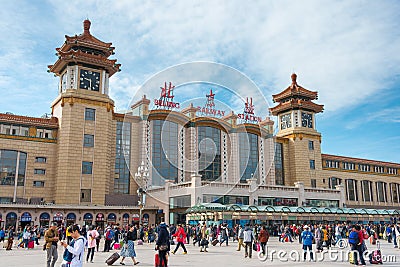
[105,252,120,265]
[28,240,34,249]
[211,239,219,246]
[369,241,383,264]
[155,253,166,267]
[349,251,356,264]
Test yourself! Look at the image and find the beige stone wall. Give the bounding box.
[52,89,115,205]
[0,138,57,202]
[279,130,322,187]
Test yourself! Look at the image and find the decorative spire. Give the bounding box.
[291,73,297,85]
[83,19,91,35]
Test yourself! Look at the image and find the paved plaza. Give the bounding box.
[1,237,400,266]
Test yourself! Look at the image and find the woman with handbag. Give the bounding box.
[120,225,140,265]
[156,223,170,267]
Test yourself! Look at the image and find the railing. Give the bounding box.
[169,182,192,190]
[304,188,340,194]
[258,185,299,192]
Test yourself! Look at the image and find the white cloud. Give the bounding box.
[0,0,399,119]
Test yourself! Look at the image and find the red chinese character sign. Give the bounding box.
[238,97,262,123]
[196,89,226,117]
[154,82,180,109]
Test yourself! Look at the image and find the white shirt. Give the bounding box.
[67,237,85,267]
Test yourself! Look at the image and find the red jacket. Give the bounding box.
[358,230,364,245]
[172,227,186,243]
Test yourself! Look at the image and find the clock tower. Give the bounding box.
[270,74,324,188]
[48,20,121,205]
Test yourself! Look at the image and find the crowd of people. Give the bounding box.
[1,221,400,266]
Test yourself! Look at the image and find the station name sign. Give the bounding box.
[196,89,225,117]
[154,82,180,109]
[238,97,262,122]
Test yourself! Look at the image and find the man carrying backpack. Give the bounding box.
[103,226,114,252]
[301,225,314,261]
[348,225,366,266]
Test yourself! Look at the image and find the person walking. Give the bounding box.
[200,223,209,252]
[156,222,170,267]
[86,225,99,263]
[258,225,270,255]
[243,224,255,259]
[120,224,140,265]
[236,225,245,251]
[60,225,86,267]
[301,225,314,261]
[95,226,102,252]
[171,224,187,255]
[0,227,5,244]
[45,222,59,267]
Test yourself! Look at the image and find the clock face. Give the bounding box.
[280,114,292,130]
[79,69,100,91]
[301,112,313,128]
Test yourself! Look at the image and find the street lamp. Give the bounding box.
[135,161,149,224]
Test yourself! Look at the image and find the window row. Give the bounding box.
[325,160,398,175]
[0,124,53,139]
[329,177,400,203]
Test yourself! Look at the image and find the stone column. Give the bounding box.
[247,178,258,205]
[191,173,202,206]
[294,182,305,207]
[164,180,172,224]
[336,184,346,208]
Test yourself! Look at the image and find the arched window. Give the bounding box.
[152,120,179,185]
[345,179,358,201]
[361,180,373,202]
[107,213,116,222]
[239,133,259,182]
[390,183,400,203]
[122,213,129,224]
[376,181,387,203]
[83,213,93,222]
[328,177,342,189]
[39,212,50,221]
[21,212,32,222]
[198,126,221,181]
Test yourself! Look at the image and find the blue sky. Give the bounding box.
[0,0,399,163]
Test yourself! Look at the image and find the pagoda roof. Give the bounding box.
[0,113,58,128]
[272,73,318,102]
[48,20,120,76]
[269,98,324,116]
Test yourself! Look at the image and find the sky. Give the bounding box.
[0,0,399,163]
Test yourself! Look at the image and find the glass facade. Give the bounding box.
[258,197,297,206]
[198,126,221,181]
[0,150,27,186]
[114,121,131,194]
[305,199,339,208]
[274,142,284,185]
[152,120,178,185]
[239,132,259,182]
[203,194,249,205]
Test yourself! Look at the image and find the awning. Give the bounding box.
[66,213,76,221]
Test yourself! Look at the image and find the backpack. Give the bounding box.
[348,231,359,245]
[63,237,84,263]
[106,229,115,240]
